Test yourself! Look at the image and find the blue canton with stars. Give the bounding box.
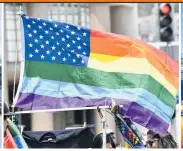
[21,14,90,67]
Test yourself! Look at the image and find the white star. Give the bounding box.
[45,40,49,45]
[37,18,41,21]
[45,30,49,34]
[62,48,65,51]
[77,37,81,40]
[66,25,70,29]
[28,33,32,37]
[83,42,86,46]
[56,32,59,35]
[57,51,61,55]
[27,24,31,28]
[62,57,66,61]
[81,60,85,64]
[76,54,80,58]
[46,50,50,54]
[34,39,39,43]
[66,35,70,39]
[29,43,33,47]
[43,22,47,26]
[72,40,76,44]
[83,32,87,36]
[71,50,75,53]
[50,27,53,31]
[52,56,56,60]
[51,36,54,39]
[25,16,29,19]
[35,49,39,53]
[60,29,63,33]
[39,35,43,39]
[67,44,70,48]
[73,59,76,63]
[71,31,75,35]
[40,44,44,49]
[57,42,60,45]
[29,53,33,58]
[62,38,65,41]
[41,55,45,59]
[33,30,37,34]
[51,45,56,50]
[83,51,86,55]
[68,53,71,57]
[32,21,36,24]
[54,24,58,28]
[38,26,42,29]
[77,45,81,49]
[77,26,81,30]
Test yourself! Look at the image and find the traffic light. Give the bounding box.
[159,3,173,42]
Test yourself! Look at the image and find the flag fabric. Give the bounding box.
[22,127,95,148]
[14,14,178,135]
[7,118,28,148]
[111,106,144,148]
[4,129,17,148]
[115,111,144,148]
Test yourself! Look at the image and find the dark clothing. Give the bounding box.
[22,126,94,148]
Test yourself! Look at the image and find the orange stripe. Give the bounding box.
[90,30,178,88]
[135,39,179,77]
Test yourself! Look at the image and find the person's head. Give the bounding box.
[92,132,116,148]
[146,130,160,148]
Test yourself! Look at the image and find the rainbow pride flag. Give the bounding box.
[14,14,178,135]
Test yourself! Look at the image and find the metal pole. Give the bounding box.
[102,100,107,149]
[102,109,106,149]
[13,105,123,115]
[12,4,21,121]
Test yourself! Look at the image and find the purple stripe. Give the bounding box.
[16,93,168,135]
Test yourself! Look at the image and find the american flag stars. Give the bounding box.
[28,33,32,37]
[39,35,43,39]
[22,14,90,66]
[41,54,45,59]
[35,49,39,53]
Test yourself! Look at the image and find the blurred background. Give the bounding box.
[2,3,179,146]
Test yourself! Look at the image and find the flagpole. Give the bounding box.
[13,105,123,115]
[12,5,21,121]
[102,100,107,149]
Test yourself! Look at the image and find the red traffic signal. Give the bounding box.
[159,3,173,42]
[160,3,171,15]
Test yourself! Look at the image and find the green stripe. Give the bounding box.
[24,60,175,109]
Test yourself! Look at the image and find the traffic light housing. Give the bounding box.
[159,3,173,42]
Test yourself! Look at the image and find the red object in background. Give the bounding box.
[160,3,171,15]
[4,129,17,148]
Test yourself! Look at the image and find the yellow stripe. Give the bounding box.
[90,53,119,63]
[88,53,177,97]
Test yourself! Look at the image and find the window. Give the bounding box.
[4,3,26,62]
[48,3,90,28]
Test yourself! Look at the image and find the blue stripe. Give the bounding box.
[20,77,172,123]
